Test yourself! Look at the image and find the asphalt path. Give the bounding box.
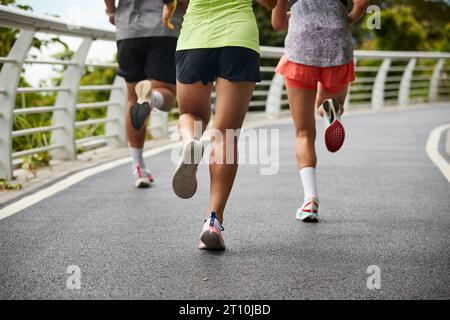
[1,106,449,299]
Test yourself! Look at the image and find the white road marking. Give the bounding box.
[2,106,449,221]
[0,118,295,221]
[446,130,450,157]
[0,143,179,221]
[426,123,450,184]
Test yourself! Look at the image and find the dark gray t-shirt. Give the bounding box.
[115,0,183,41]
[285,0,354,67]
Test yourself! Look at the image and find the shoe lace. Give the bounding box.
[203,219,224,231]
[133,166,153,179]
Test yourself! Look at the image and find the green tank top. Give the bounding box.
[176,0,260,53]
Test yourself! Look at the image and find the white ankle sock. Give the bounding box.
[151,91,164,110]
[130,147,146,169]
[300,167,318,201]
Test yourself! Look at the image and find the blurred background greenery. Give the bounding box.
[254,0,450,51]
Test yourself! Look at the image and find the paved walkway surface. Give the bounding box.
[1,106,449,299]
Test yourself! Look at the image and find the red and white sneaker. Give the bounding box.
[321,98,345,153]
[133,165,154,188]
[198,212,225,250]
[296,197,319,222]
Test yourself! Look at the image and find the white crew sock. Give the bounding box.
[130,147,146,169]
[300,167,318,201]
[151,91,164,110]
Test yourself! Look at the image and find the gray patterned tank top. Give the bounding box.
[285,0,354,67]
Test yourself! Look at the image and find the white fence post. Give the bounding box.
[105,76,127,147]
[344,84,351,110]
[266,73,284,118]
[150,110,169,139]
[51,38,92,161]
[345,57,357,110]
[429,58,445,102]
[0,29,34,180]
[372,58,391,110]
[399,58,417,107]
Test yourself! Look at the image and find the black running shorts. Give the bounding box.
[117,37,177,84]
[175,46,261,85]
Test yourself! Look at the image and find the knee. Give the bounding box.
[296,128,316,141]
[181,111,210,128]
[160,88,176,105]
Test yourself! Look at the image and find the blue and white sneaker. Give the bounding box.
[199,212,225,250]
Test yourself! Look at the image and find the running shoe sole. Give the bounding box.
[130,80,152,130]
[296,213,319,223]
[135,177,152,188]
[199,228,225,250]
[323,99,345,153]
[172,140,204,199]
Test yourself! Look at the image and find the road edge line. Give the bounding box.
[2,107,449,220]
[0,143,178,221]
[426,123,450,184]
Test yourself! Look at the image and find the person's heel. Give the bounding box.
[172,140,204,199]
[130,80,153,130]
[322,99,345,153]
[198,212,225,250]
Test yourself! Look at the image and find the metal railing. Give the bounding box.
[262,47,450,116]
[1,5,449,180]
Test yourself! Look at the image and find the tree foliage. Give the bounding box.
[252,0,449,52]
[362,1,449,51]
[366,6,428,51]
[1,0,117,163]
[253,3,286,47]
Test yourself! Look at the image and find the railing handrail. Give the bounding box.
[0,4,449,181]
[2,5,450,60]
[354,50,450,60]
[0,5,115,41]
[260,46,450,60]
